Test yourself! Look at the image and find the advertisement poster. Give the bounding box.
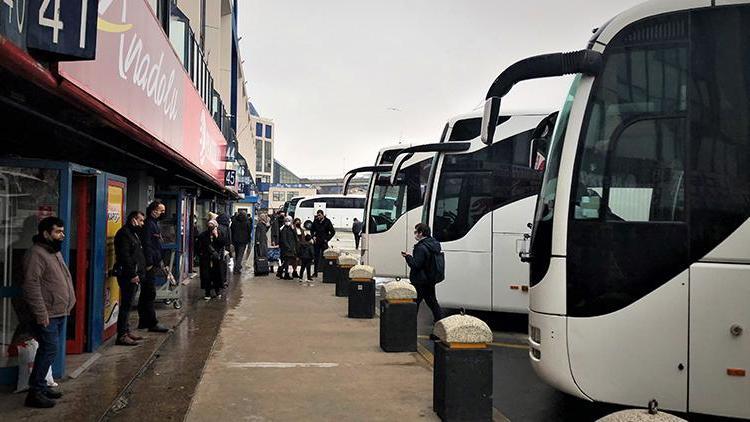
[103,181,125,338]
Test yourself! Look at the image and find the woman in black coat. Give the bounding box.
[197,220,224,299]
[255,213,270,263]
[278,216,298,280]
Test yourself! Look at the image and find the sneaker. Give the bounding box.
[25,390,55,408]
[148,324,170,333]
[42,388,63,399]
[217,294,223,299]
[127,332,144,341]
[116,335,139,346]
[307,282,313,287]
[204,296,211,301]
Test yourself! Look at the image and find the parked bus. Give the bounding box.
[480,1,750,419]
[389,112,556,312]
[343,145,434,278]
[295,194,365,230]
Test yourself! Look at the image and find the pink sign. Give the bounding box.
[58,0,225,184]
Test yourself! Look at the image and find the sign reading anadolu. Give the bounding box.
[58,0,225,185]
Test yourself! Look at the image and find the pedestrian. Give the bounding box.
[271,210,286,277]
[255,213,270,270]
[298,234,315,286]
[310,209,335,277]
[21,217,74,408]
[231,210,252,274]
[140,201,169,333]
[352,217,363,250]
[292,217,305,279]
[197,220,224,299]
[402,223,444,325]
[216,213,232,286]
[113,211,147,347]
[278,216,298,280]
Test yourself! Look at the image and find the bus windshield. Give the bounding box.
[368,158,432,234]
[287,197,302,217]
[529,75,580,285]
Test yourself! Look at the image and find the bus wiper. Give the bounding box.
[481,50,603,145]
[342,165,392,195]
[388,142,471,185]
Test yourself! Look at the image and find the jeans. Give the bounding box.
[29,317,65,392]
[233,242,248,271]
[138,271,158,329]
[117,276,138,338]
[415,284,444,322]
[354,234,361,250]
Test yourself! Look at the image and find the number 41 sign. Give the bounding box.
[26,0,98,60]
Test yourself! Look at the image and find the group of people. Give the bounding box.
[195,210,253,300]
[255,209,336,285]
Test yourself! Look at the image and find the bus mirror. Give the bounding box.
[481,97,501,145]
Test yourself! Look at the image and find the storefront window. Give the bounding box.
[0,167,60,369]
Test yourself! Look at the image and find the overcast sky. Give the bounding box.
[238,1,644,178]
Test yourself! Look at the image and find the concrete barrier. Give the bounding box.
[348,265,375,318]
[321,248,341,283]
[379,280,418,352]
[335,254,360,297]
[596,409,687,422]
[433,314,493,421]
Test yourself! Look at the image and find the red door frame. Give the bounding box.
[66,176,91,354]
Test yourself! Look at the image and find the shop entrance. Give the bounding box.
[66,174,96,354]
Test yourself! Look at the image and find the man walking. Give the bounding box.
[351,217,363,250]
[402,223,444,324]
[140,201,169,333]
[310,210,335,277]
[113,211,146,346]
[230,210,252,273]
[22,217,75,408]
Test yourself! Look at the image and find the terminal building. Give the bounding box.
[0,0,254,382]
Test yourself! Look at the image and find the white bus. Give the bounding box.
[343,145,434,278]
[295,194,365,230]
[389,112,556,312]
[480,1,750,419]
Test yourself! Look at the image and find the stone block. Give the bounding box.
[338,254,359,267]
[381,280,417,300]
[433,314,492,344]
[596,410,686,422]
[349,264,374,280]
[323,248,341,259]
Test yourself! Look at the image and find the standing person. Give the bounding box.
[310,210,335,278]
[216,213,232,286]
[231,210,252,274]
[278,216,298,280]
[352,217,363,250]
[113,211,147,347]
[255,213,270,271]
[271,210,286,277]
[298,234,315,286]
[141,201,169,333]
[292,218,305,279]
[401,223,444,324]
[21,217,75,408]
[197,220,224,299]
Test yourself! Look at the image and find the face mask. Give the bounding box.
[284,221,292,226]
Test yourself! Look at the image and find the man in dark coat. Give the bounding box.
[216,213,232,285]
[278,216,298,280]
[231,210,252,274]
[402,223,444,323]
[113,211,147,346]
[270,210,285,277]
[197,220,224,299]
[351,217,363,250]
[140,201,169,333]
[310,210,335,277]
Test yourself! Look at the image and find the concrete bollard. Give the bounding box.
[321,248,341,284]
[347,265,375,318]
[596,409,687,422]
[335,254,359,297]
[379,280,418,352]
[433,314,493,422]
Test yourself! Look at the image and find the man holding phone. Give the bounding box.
[402,223,444,324]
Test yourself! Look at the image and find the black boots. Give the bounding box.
[25,390,56,408]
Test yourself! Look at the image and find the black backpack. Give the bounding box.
[427,249,445,284]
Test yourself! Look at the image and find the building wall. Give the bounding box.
[253,116,274,183]
[268,186,317,211]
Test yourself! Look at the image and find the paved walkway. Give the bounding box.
[186,274,439,422]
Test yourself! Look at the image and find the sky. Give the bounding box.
[238,0,644,178]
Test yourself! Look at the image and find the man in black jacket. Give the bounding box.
[114,211,147,346]
[402,223,444,323]
[230,211,252,274]
[140,201,169,333]
[310,210,335,277]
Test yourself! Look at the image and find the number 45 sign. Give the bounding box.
[26,0,98,60]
